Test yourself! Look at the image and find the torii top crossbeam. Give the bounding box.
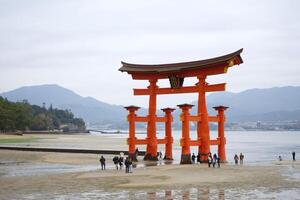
[119,48,243,80]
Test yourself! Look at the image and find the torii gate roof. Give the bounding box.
[119,48,243,79]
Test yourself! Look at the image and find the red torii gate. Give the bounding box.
[119,49,243,163]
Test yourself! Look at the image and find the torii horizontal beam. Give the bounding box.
[134,83,226,96]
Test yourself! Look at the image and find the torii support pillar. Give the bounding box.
[197,75,211,163]
[125,105,140,161]
[178,103,194,164]
[161,108,175,160]
[214,106,228,162]
[144,79,158,161]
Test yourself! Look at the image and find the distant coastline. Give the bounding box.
[88,130,146,134]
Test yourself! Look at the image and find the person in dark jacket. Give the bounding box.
[113,156,119,170]
[292,152,296,161]
[234,154,239,165]
[192,153,196,164]
[213,153,217,168]
[158,151,162,160]
[217,155,221,168]
[128,157,133,173]
[99,155,106,170]
[197,153,201,164]
[119,156,124,170]
[124,157,129,173]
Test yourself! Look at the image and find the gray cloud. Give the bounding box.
[0,0,300,108]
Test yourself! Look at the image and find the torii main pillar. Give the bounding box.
[197,75,211,162]
[144,79,159,160]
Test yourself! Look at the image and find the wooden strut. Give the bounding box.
[125,103,228,162]
[125,105,176,161]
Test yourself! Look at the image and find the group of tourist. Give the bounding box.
[234,153,244,165]
[112,155,124,170]
[99,153,133,173]
[191,152,221,168]
[191,153,201,164]
[100,151,296,172]
[278,151,296,161]
[207,152,221,168]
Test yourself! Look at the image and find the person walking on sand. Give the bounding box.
[124,157,129,173]
[128,157,133,173]
[119,156,123,170]
[217,155,221,168]
[292,152,296,161]
[135,148,139,160]
[239,153,244,165]
[99,155,106,170]
[192,153,196,164]
[213,153,217,168]
[208,154,213,168]
[234,154,239,165]
[197,153,201,164]
[158,151,162,160]
[113,156,119,170]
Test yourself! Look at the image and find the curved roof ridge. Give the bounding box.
[119,48,243,75]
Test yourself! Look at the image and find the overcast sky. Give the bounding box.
[0,0,299,108]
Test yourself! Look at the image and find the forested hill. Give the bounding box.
[0,84,131,127]
[0,97,85,132]
[1,84,300,126]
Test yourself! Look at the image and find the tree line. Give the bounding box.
[0,97,85,132]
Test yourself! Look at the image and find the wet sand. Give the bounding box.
[0,134,300,199]
[0,150,300,199]
[0,133,131,150]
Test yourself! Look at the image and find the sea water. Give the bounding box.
[159,130,300,164]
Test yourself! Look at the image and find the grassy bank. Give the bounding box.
[0,135,37,144]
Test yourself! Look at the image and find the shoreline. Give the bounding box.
[0,150,299,199]
[0,146,146,156]
[0,133,299,199]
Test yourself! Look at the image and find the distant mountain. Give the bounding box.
[233,109,300,122]
[0,84,133,127]
[1,85,300,126]
[197,86,300,122]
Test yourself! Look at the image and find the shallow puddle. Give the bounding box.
[20,187,300,200]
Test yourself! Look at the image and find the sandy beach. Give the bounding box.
[0,133,300,199]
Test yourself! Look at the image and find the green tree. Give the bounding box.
[30,113,53,130]
[0,97,85,132]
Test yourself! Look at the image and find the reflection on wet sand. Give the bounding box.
[198,188,209,200]
[143,188,225,200]
[182,190,190,200]
[165,190,172,200]
[218,189,225,200]
[147,191,156,199]
[141,159,174,167]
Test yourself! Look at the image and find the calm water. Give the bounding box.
[139,130,300,165]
